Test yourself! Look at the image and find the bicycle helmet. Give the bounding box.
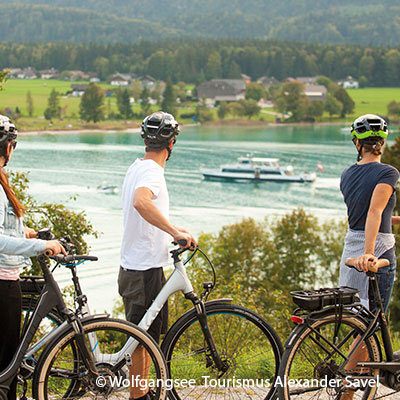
[141,111,179,149]
[351,114,388,161]
[350,114,388,140]
[0,115,18,144]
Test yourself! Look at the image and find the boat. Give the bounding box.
[97,182,119,194]
[201,157,316,183]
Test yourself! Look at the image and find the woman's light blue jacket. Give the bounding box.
[0,185,46,269]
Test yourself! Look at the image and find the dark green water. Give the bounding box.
[14,124,398,311]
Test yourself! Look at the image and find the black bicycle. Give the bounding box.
[2,237,168,400]
[277,257,400,400]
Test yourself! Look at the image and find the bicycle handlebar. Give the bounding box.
[345,257,390,273]
[52,254,99,264]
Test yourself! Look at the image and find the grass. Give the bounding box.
[0,79,399,131]
[347,87,400,117]
[0,79,115,117]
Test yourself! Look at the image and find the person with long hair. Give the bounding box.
[0,115,65,400]
[339,114,399,400]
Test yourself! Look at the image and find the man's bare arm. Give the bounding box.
[134,187,197,248]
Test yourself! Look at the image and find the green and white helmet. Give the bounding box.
[350,114,388,140]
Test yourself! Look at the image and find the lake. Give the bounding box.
[13,124,398,312]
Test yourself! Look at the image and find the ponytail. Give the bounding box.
[0,169,25,218]
[358,137,384,158]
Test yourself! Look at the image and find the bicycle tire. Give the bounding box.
[161,302,283,400]
[278,311,381,400]
[33,317,169,400]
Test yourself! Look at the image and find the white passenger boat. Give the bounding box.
[201,157,316,183]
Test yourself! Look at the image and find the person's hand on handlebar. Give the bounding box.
[354,253,377,272]
[24,227,37,239]
[173,230,197,250]
[45,240,67,256]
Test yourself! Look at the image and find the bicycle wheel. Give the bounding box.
[161,302,283,400]
[278,311,381,400]
[33,317,168,400]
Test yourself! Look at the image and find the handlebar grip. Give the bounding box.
[44,249,54,257]
[79,256,98,261]
[177,239,188,246]
[345,258,390,273]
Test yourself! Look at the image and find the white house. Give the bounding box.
[340,76,359,89]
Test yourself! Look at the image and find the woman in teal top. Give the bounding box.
[0,116,65,400]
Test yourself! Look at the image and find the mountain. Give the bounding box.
[0,1,399,46]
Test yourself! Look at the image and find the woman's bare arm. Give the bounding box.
[355,183,394,271]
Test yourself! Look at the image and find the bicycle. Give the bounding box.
[2,244,169,400]
[22,232,283,400]
[277,257,400,400]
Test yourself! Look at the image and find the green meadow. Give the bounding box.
[0,79,114,117]
[347,87,400,117]
[0,79,399,131]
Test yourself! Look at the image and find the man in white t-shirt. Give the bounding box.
[119,111,196,400]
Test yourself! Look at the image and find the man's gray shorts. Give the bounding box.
[118,266,168,344]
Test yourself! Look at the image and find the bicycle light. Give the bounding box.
[291,315,304,324]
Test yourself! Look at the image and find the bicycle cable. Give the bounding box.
[183,246,216,289]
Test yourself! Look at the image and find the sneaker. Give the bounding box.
[394,350,400,361]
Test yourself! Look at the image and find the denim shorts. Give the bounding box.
[368,246,396,314]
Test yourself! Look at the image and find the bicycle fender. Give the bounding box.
[204,298,233,306]
[42,313,110,339]
[283,323,306,350]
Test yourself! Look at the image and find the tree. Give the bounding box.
[140,87,151,115]
[245,83,265,101]
[227,102,245,118]
[195,104,214,123]
[226,61,241,79]
[175,209,347,336]
[26,91,34,117]
[44,89,61,120]
[388,101,400,118]
[9,171,98,275]
[217,101,229,120]
[116,88,132,120]
[324,93,342,118]
[333,87,354,117]
[205,51,222,80]
[308,100,324,120]
[274,81,310,122]
[359,76,368,88]
[79,83,104,122]
[161,78,177,115]
[239,99,261,119]
[0,69,8,90]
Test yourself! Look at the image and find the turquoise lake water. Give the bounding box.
[13,124,399,312]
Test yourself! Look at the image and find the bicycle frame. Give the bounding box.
[104,252,195,364]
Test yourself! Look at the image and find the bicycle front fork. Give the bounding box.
[185,292,229,375]
[67,313,99,376]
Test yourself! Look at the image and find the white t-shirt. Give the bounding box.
[120,158,170,270]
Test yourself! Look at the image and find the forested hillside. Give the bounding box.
[0,1,399,45]
[1,39,399,87]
